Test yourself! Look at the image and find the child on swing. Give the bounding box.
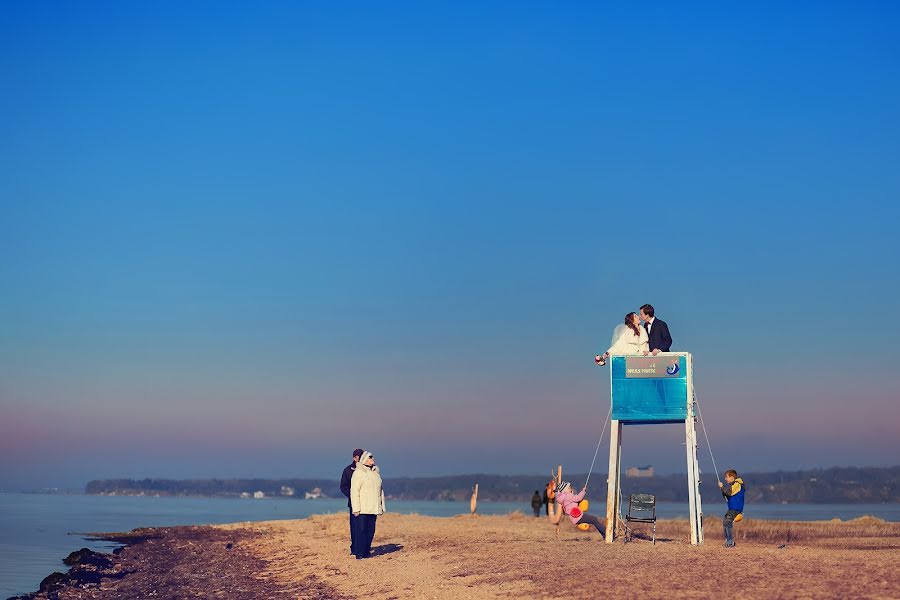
[554,481,605,536]
[718,469,745,548]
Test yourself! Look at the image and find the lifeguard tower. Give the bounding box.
[604,352,703,544]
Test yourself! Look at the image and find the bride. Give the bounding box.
[597,312,649,364]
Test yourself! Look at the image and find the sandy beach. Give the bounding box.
[15,512,900,599]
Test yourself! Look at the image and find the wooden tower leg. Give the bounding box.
[552,465,563,536]
[685,413,703,544]
[691,416,704,545]
[605,420,622,543]
[684,354,703,545]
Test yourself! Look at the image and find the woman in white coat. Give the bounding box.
[350,451,385,559]
[600,312,649,361]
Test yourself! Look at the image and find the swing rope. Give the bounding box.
[583,403,612,490]
[693,386,722,485]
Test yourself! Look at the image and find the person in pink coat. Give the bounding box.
[554,481,605,536]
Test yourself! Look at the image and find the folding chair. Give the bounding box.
[624,493,656,544]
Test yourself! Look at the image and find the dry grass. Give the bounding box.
[735,515,894,544]
[625,514,900,548]
[647,514,900,546]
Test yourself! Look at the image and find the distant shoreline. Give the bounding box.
[81,490,900,505]
[84,465,900,503]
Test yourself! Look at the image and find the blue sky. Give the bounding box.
[2,2,899,489]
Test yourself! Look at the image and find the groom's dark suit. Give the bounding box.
[645,318,673,352]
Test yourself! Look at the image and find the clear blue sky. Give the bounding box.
[2,2,899,489]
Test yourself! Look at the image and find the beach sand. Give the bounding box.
[18,513,900,599]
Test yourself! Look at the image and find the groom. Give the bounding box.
[640,304,672,355]
[340,448,364,555]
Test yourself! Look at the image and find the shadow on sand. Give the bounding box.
[623,532,675,543]
[370,543,404,556]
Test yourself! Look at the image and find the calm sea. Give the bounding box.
[2,492,898,598]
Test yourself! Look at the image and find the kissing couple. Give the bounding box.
[595,304,672,366]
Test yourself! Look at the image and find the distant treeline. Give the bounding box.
[621,466,899,504]
[86,466,899,504]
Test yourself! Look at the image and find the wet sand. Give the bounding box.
[15,513,900,599]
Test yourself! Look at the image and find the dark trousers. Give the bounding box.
[348,508,358,554]
[352,513,378,558]
[723,509,739,546]
[532,506,541,517]
[576,513,605,536]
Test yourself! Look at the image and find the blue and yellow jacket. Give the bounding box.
[721,478,745,512]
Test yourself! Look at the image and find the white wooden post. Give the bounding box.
[684,354,703,544]
[690,415,704,544]
[605,419,622,543]
[685,417,699,544]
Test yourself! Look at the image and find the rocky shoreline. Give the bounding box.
[8,546,124,600]
[6,525,343,600]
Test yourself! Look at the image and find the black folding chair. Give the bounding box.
[624,493,656,544]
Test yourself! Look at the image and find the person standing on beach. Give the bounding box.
[351,451,385,559]
[640,304,672,355]
[531,490,543,517]
[340,448,364,555]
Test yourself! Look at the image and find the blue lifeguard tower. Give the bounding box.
[604,352,704,544]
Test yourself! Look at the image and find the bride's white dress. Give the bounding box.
[607,324,649,355]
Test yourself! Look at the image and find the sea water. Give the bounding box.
[2,492,898,598]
